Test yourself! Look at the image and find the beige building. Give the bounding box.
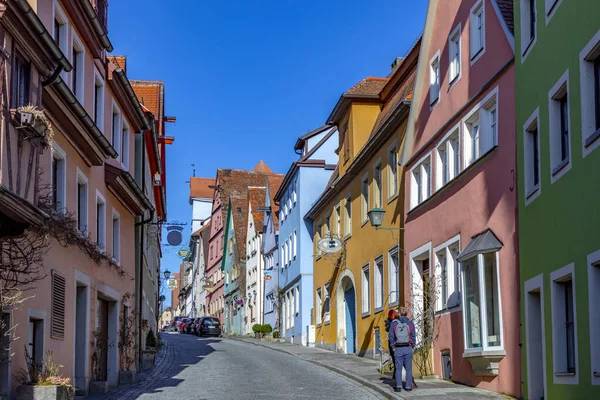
[0,1,166,397]
[160,308,173,328]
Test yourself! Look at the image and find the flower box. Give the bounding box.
[16,385,74,400]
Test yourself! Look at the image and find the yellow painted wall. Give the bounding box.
[313,119,407,356]
[339,103,382,177]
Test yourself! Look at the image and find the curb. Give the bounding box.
[226,336,401,399]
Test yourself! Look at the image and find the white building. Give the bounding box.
[189,177,214,232]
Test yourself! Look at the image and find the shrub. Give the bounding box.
[146,329,157,348]
[262,324,273,333]
[252,324,262,333]
[273,330,279,339]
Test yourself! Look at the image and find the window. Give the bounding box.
[462,252,502,350]
[588,250,600,385]
[373,161,382,208]
[27,317,44,367]
[334,205,341,235]
[13,52,30,108]
[361,174,369,224]
[434,239,461,312]
[430,52,440,105]
[545,0,562,21]
[449,25,461,83]
[361,264,370,315]
[388,247,399,306]
[280,245,285,268]
[293,230,297,259]
[71,33,85,103]
[344,195,352,237]
[374,257,384,311]
[316,288,322,325]
[292,181,297,204]
[470,1,485,62]
[323,283,330,323]
[463,90,498,168]
[520,0,537,58]
[579,30,600,155]
[387,144,398,198]
[112,211,121,263]
[112,104,121,154]
[524,109,541,202]
[437,251,448,310]
[53,3,68,81]
[341,121,350,162]
[435,127,460,190]
[324,214,330,235]
[93,71,105,132]
[550,264,578,382]
[548,71,571,181]
[51,144,67,212]
[410,155,431,209]
[51,271,65,339]
[295,285,300,316]
[76,171,88,233]
[96,193,106,250]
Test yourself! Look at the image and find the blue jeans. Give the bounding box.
[393,346,413,389]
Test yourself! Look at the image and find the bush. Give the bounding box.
[146,329,157,348]
[252,324,262,333]
[272,330,279,339]
[262,324,273,333]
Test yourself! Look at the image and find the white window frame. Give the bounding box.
[388,246,399,307]
[324,283,331,323]
[111,101,122,155]
[524,274,548,398]
[95,191,106,251]
[50,141,67,214]
[344,194,352,238]
[372,159,383,208]
[112,209,121,263]
[544,0,563,24]
[295,285,300,316]
[469,0,485,65]
[448,24,462,85]
[374,256,384,312]
[462,87,499,169]
[93,69,105,133]
[360,173,369,225]
[520,0,537,63]
[461,251,504,352]
[53,1,69,82]
[316,287,322,325]
[121,119,130,169]
[523,108,542,205]
[429,50,441,106]
[435,124,461,191]
[292,180,297,204]
[71,31,85,104]
[334,204,341,235]
[361,264,370,316]
[550,263,578,384]
[315,221,322,259]
[548,70,571,184]
[293,230,297,259]
[587,250,600,385]
[410,152,432,209]
[75,168,88,234]
[579,28,600,157]
[387,141,399,201]
[433,235,461,314]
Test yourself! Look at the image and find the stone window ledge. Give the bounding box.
[462,349,506,376]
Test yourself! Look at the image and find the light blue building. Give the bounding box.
[275,125,338,346]
[261,180,281,332]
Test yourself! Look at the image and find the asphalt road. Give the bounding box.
[129,333,385,400]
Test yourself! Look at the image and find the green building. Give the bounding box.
[516,0,600,399]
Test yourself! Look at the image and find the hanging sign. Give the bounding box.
[177,248,190,258]
[264,270,272,281]
[166,278,177,290]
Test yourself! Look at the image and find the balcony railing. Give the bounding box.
[92,0,108,33]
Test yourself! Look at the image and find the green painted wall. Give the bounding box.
[516,1,600,399]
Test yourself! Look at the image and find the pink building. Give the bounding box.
[400,0,519,397]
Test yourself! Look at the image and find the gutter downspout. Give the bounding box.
[135,129,148,369]
[113,68,150,130]
[80,0,114,52]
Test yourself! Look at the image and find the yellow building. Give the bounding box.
[306,42,419,356]
[160,308,173,328]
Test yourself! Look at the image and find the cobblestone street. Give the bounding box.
[87,333,512,400]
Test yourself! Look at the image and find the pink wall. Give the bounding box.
[206,175,225,322]
[402,1,519,397]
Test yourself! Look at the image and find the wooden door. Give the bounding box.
[97,298,109,381]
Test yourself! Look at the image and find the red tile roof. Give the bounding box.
[495,0,514,33]
[345,77,389,96]
[370,69,416,137]
[190,177,215,200]
[267,175,284,230]
[253,160,273,173]
[131,81,163,118]
[248,187,267,233]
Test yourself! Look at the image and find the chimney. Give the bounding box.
[390,57,404,73]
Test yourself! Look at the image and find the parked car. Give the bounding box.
[178,317,189,333]
[197,317,222,337]
[184,318,195,334]
[192,317,203,335]
[171,316,187,332]
[162,325,168,332]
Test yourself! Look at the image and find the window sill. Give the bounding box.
[430,97,439,108]
[374,306,384,314]
[361,311,371,319]
[522,38,536,61]
[585,128,600,148]
[324,319,331,326]
[448,74,460,90]
[551,158,569,176]
[462,349,506,376]
[361,219,368,228]
[593,372,600,378]
[526,185,540,200]
[470,48,484,63]
[555,372,576,377]
[344,233,352,241]
[387,193,399,204]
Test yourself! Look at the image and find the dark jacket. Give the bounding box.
[389,316,416,348]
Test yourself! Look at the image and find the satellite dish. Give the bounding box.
[317,237,343,254]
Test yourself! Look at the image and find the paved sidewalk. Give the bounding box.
[227,335,513,400]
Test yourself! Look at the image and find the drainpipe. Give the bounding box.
[80,0,113,52]
[112,68,150,130]
[135,125,148,369]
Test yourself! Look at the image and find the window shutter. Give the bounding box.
[51,271,66,339]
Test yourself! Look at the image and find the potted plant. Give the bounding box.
[89,331,111,394]
[261,324,273,339]
[10,105,54,150]
[118,294,136,385]
[16,347,74,400]
[142,330,157,370]
[252,324,261,339]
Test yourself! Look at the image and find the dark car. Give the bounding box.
[197,317,222,337]
[184,318,195,334]
[171,316,188,332]
[192,317,203,335]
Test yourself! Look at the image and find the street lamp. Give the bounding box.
[367,207,385,228]
[163,270,171,280]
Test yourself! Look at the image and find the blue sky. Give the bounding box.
[109,0,427,307]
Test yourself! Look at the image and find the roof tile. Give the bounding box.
[190,177,215,200]
[495,0,514,33]
[345,77,388,97]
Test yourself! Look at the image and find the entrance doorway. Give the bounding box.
[525,278,546,400]
[344,288,356,354]
[74,284,88,394]
[96,298,109,382]
[336,272,356,355]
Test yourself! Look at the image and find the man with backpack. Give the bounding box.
[389,306,416,392]
[384,309,399,375]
